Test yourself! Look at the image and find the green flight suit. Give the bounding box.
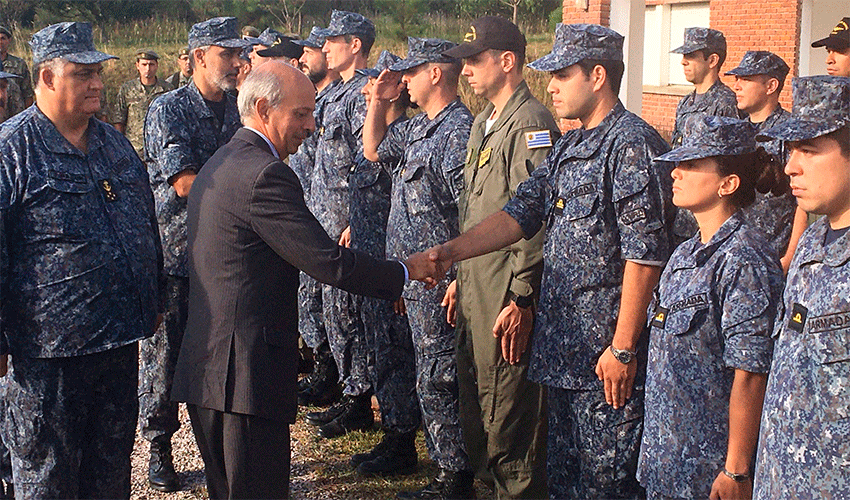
[455,80,559,499]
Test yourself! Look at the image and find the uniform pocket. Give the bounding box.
[563,191,598,221]
[812,326,850,421]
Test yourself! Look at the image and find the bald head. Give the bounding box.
[238,60,313,119]
[239,61,316,156]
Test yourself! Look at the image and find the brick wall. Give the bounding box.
[562,0,611,26]
[562,0,802,141]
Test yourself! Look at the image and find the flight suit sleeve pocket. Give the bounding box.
[812,326,850,420]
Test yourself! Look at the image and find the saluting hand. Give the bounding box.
[372,69,405,102]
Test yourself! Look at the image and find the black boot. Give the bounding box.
[297,347,341,407]
[396,469,475,499]
[350,431,394,468]
[148,436,180,492]
[305,395,353,426]
[356,430,418,476]
[317,393,373,438]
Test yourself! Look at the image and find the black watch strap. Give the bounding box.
[510,293,534,309]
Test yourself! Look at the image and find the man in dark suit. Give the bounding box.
[171,61,434,499]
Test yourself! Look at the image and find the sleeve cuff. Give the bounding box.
[398,260,409,282]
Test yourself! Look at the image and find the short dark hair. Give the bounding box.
[434,60,463,85]
[715,147,787,208]
[576,58,625,95]
[343,34,374,60]
[823,126,850,158]
[694,48,727,69]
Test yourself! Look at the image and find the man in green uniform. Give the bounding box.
[110,50,173,158]
[164,47,192,88]
[0,25,32,109]
[442,16,559,499]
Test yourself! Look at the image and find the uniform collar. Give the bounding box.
[797,217,850,268]
[481,80,534,139]
[33,105,105,157]
[673,211,745,270]
[759,104,789,130]
[415,98,465,139]
[326,73,366,103]
[185,80,214,119]
[564,100,626,160]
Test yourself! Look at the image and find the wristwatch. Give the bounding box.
[609,345,636,364]
[722,468,750,483]
[509,292,534,309]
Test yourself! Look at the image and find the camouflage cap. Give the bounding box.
[256,35,303,59]
[315,10,375,44]
[812,17,850,49]
[528,23,623,72]
[725,50,790,81]
[0,26,10,38]
[244,28,285,48]
[389,37,459,72]
[30,22,118,66]
[293,26,325,48]
[758,75,850,142]
[656,115,758,162]
[188,17,251,50]
[357,50,402,78]
[136,49,159,61]
[442,16,526,59]
[671,27,726,55]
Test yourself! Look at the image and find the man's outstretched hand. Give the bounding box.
[404,244,453,287]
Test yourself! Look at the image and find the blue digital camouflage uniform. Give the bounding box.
[502,99,674,498]
[292,77,340,353]
[348,52,420,434]
[0,25,162,493]
[379,96,474,472]
[143,73,241,443]
[638,212,782,498]
[308,70,371,396]
[670,27,741,147]
[754,219,850,499]
[753,75,850,499]
[501,25,674,498]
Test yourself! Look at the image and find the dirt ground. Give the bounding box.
[130,402,493,500]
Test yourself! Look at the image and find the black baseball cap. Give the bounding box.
[812,17,850,50]
[442,16,526,59]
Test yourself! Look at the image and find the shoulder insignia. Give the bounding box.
[526,130,552,149]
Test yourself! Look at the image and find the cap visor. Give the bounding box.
[442,42,485,59]
[0,71,18,79]
[670,43,704,55]
[216,37,252,48]
[389,58,426,72]
[757,118,845,142]
[724,67,754,76]
[528,51,574,72]
[655,146,715,163]
[314,28,342,39]
[356,68,380,78]
[293,39,321,48]
[65,51,119,65]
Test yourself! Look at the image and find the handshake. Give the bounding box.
[403,244,453,287]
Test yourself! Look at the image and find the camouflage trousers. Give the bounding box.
[547,386,645,500]
[1,344,138,500]
[405,287,471,472]
[139,275,187,442]
[357,295,420,434]
[323,284,371,397]
[646,491,687,500]
[298,272,327,350]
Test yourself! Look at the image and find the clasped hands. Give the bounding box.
[403,244,452,287]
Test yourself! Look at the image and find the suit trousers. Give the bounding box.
[187,405,291,500]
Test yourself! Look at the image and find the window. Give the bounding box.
[643,1,710,86]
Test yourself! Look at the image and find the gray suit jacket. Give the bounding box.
[172,127,405,422]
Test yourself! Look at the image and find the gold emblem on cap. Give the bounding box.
[464,26,477,43]
[833,20,848,34]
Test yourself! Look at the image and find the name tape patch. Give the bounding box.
[809,311,850,333]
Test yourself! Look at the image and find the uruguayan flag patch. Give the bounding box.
[525,130,552,149]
